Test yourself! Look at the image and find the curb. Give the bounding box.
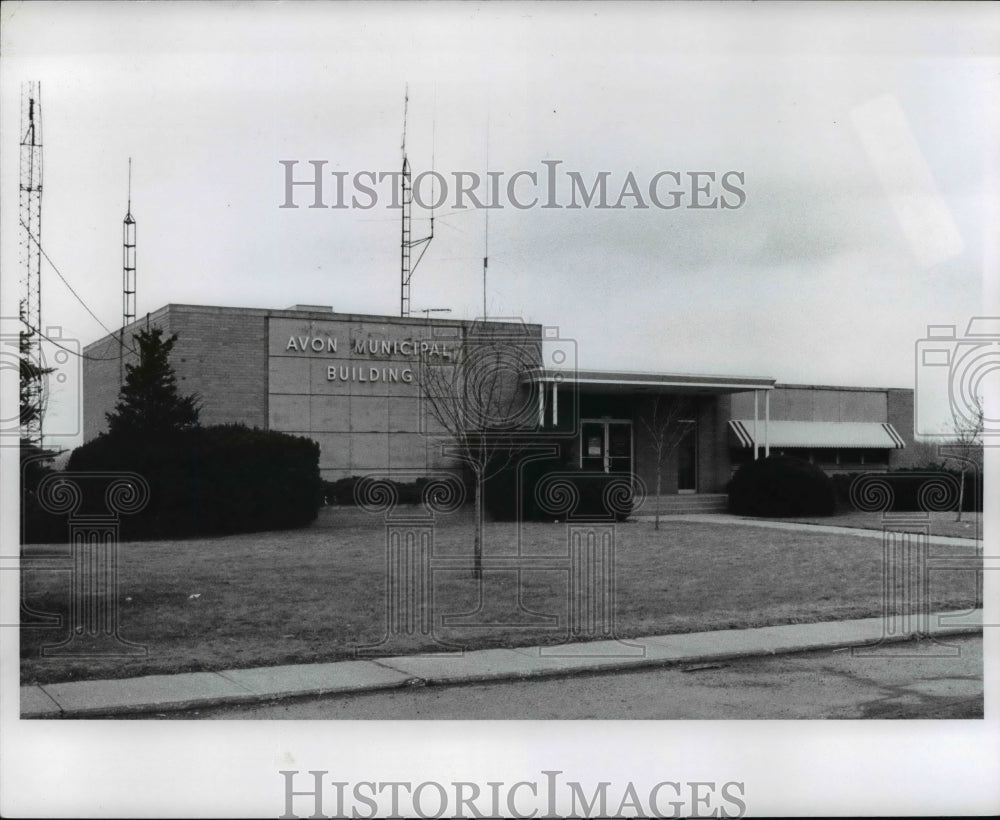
[21,611,984,718]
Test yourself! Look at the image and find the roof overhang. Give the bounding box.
[523,368,776,395]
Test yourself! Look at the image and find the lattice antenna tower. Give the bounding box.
[400,85,434,317]
[121,158,137,384]
[19,82,43,445]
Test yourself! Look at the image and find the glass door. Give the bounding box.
[580,420,633,474]
[607,423,632,473]
[581,422,606,472]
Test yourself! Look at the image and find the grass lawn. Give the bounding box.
[742,510,982,541]
[20,508,982,685]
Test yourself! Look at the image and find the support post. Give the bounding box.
[753,390,759,461]
[764,389,770,458]
[538,378,546,428]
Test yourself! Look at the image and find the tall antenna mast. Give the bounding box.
[483,113,489,319]
[399,85,434,317]
[121,158,137,384]
[19,81,43,446]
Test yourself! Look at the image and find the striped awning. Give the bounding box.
[728,420,906,449]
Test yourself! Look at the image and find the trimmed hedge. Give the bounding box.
[323,476,435,506]
[48,424,322,541]
[484,454,634,523]
[727,455,836,517]
[832,467,982,513]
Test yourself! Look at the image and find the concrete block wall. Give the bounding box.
[266,312,542,481]
[84,304,543,482]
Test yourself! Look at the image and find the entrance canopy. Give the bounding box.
[524,368,775,394]
[524,370,777,460]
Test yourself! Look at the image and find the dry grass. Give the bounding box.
[20,507,981,684]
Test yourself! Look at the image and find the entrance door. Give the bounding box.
[580,420,632,474]
[677,420,697,493]
[607,423,632,473]
[581,422,606,472]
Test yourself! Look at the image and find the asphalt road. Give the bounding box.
[155,634,983,720]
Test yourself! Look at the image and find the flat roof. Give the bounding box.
[524,367,776,394]
[84,303,541,353]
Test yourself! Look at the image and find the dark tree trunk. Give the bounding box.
[474,470,483,579]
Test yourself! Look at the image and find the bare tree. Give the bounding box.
[418,324,538,577]
[946,393,984,523]
[637,394,692,530]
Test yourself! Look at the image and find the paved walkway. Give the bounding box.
[21,609,983,718]
[634,514,982,547]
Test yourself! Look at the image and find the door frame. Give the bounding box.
[676,418,698,494]
[580,418,634,475]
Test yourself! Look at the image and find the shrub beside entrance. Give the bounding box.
[484,453,635,522]
[727,455,836,517]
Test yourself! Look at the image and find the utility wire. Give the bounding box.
[21,320,133,362]
[19,217,140,357]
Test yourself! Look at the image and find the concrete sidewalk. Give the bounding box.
[635,514,982,546]
[21,609,983,718]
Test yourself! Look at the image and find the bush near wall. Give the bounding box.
[322,476,436,506]
[727,455,837,517]
[483,449,634,523]
[831,467,982,513]
[44,424,322,541]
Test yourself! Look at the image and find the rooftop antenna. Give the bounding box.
[121,158,137,385]
[483,113,489,319]
[400,84,434,317]
[19,81,43,446]
[416,307,452,319]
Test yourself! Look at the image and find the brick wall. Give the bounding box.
[165,306,269,429]
[887,388,918,468]
[83,304,269,440]
[710,393,733,491]
[82,308,169,441]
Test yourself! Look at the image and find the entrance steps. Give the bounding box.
[640,493,728,515]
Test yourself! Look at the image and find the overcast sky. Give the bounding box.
[2,2,997,444]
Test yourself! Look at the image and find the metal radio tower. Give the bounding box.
[19,82,43,445]
[121,158,136,384]
[400,87,433,317]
